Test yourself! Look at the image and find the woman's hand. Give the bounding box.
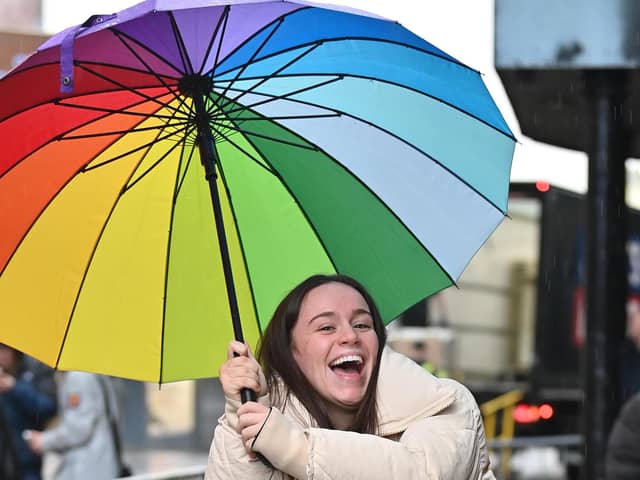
[23,430,43,454]
[236,401,271,460]
[219,341,267,401]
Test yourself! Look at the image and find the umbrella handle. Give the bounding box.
[231,351,259,403]
[241,388,257,403]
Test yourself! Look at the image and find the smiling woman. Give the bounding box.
[291,282,379,431]
[207,274,496,480]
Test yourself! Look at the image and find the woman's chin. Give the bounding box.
[328,390,366,409]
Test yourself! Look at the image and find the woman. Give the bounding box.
[207,274,494,479]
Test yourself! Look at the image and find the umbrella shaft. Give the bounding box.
[193,91,245,344]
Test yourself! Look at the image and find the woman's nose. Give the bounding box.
[338,325,359,344]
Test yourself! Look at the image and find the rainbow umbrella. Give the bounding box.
[0,0,515,383]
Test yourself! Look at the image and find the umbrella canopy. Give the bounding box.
[0,0,515,382]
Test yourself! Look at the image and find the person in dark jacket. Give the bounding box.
[621,300,640,402]
[0,344,57,480]
[0,402,19,480]
[606,393,640,480]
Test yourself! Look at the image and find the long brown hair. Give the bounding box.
[257,274,387,434]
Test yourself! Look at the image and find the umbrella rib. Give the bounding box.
[215,16,285,110]
[53,125,168,371]
[73,60,180,89]
[2,95,191,186]
[200,5,231,75]
[159,133,194,384]
[0,97,167,181]
[59,95,190,139]
[210,5,472,78]
[167,12,196,75]
[220,116,341,275]
[331,115,508,216]
[211,26,512,140]
[211,126,278,178]
[109,29,186,108]
[123,125,196,194]
[0,81,176,126]
[75,63,185,117]
[218,43,321,113]
[62,121,191,140]
[174,131,199,199]
[325,162,459,288]
[144,11,207,137]
[145,97,202,190]
[61,106,186,123]
[82,124,191,173]
[105,24,192,78]
[223,71,515,142]
[218,75,342,119]
[220,102,460,287]
[214,34,476,80]
[210,119,317,151]
[55,90,182,121]
[221,81,506,215]
[224,113,339,123]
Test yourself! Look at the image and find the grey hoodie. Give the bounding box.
[41,372,119,480]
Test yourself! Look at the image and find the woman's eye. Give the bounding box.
[355,323,372,330]
[319,325,334,332]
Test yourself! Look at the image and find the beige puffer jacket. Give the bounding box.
[206,347,495,479]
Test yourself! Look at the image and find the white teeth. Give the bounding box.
[330,355,363,367]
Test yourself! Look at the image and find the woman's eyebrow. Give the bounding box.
[308,311,335,325]
[308,308,371,324]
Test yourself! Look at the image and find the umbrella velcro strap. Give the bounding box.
[60,14,116,93]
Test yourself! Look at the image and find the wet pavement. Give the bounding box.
[43,448,208,479]
[124,448,208,477]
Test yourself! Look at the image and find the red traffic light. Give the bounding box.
[513,403,555,423]
[535,180,550,192]
[539,403,554,420]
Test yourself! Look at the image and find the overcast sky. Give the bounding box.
[41,0,591,193]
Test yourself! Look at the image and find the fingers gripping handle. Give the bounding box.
[232,352,272,467]
[231,351,259,403]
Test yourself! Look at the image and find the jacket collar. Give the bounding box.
[276,347,456,436]
[376,347,456,437]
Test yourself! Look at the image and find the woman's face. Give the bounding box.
[0,345,19,374]
[291,282,379,412]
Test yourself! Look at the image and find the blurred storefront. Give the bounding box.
[0,0,47,76]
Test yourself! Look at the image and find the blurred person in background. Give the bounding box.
[0,343,57,480]
[622,298,640,402]
[1,402,19,479]
[24,371,120,480]
[606,392,640,480]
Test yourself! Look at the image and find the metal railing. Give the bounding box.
[480,389,524,478]
[488,434,583,479]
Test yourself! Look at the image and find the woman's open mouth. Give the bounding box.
[329,354,365,378]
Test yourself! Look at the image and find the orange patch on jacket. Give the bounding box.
[67,393,81,408]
